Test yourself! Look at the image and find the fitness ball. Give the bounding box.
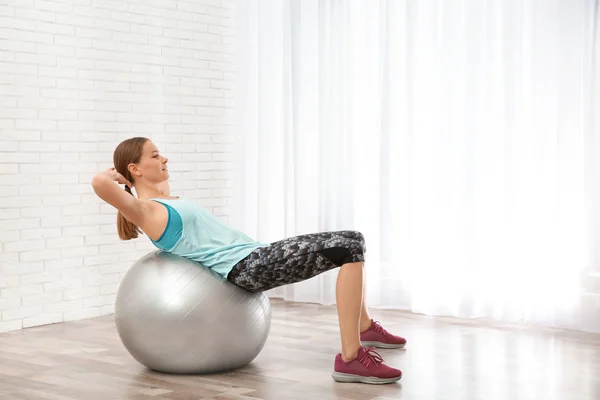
[114,251,271,374]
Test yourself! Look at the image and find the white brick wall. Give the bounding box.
[0,0,236,333]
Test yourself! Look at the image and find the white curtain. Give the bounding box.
[233,0,600,331]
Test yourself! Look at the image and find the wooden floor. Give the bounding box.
[0,299,599,400]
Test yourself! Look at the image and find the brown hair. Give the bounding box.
[113,136,149,241]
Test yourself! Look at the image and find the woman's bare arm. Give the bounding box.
[91,170,148,227]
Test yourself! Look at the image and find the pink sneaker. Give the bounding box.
[360,319,407,349]
[332,346,402,384]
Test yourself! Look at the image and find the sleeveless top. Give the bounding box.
[148,197,269,279]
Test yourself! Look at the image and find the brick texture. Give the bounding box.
[0,0,236,333]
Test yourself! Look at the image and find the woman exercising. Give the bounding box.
[91,137,406,385]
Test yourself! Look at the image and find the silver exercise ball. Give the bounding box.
[114,251,271,374]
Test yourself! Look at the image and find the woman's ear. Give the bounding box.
[128,163,141,179]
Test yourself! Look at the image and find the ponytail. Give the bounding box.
[117,185,142,240]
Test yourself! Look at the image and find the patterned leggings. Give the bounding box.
[226,230,366,292]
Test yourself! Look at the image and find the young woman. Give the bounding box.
[91,137,406,384]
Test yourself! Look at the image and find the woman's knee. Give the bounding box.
[343,236,366,266]
[335,230,365,249]
[347,229,363,238]
[349,231,366,254]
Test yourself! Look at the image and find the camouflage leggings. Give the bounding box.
[226,230,366,292]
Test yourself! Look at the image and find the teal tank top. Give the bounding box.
[148,197,269,279]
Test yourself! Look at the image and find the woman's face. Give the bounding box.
[130,140,169,184]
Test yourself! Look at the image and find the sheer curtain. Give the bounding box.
[233,0,600,331]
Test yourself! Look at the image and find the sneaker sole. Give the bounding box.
[361,341,406,349]
[331,371,401,384]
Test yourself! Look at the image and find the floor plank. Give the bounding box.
[0,299,599,399]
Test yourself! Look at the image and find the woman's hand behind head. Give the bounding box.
[107,167,132,187]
